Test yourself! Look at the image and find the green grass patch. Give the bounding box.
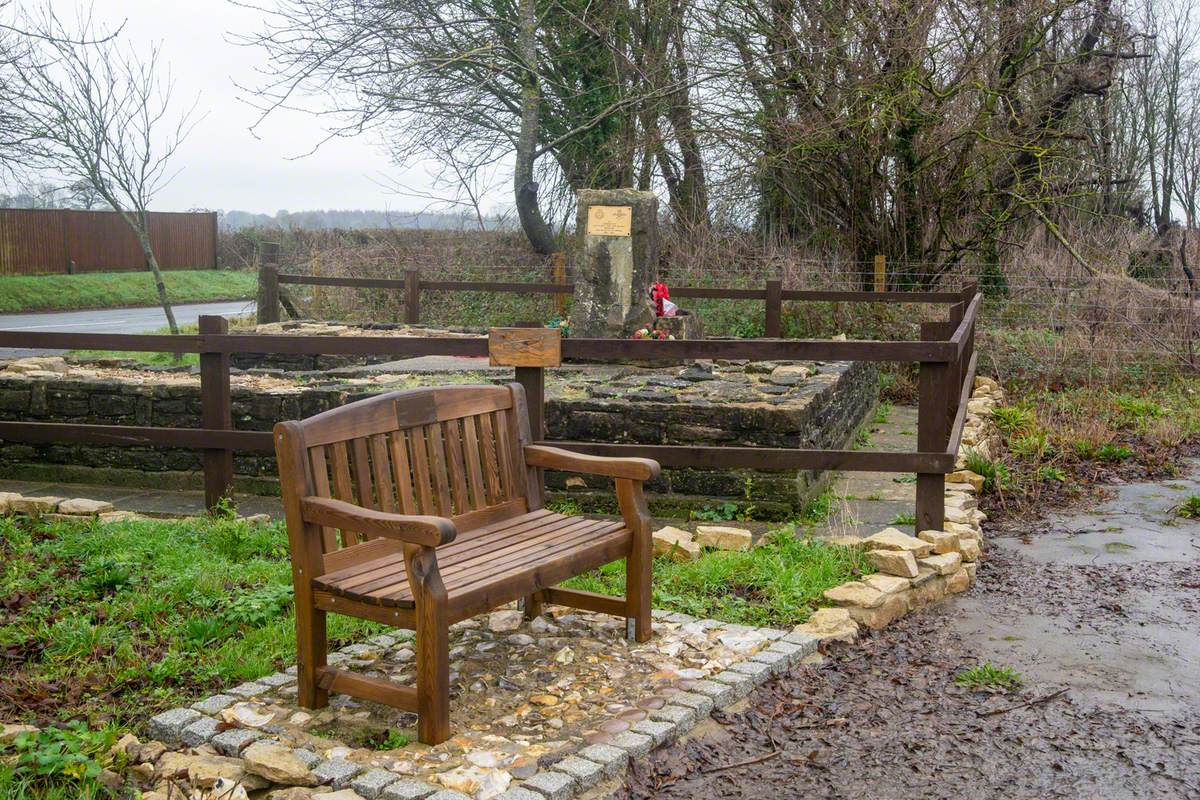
[955,662,1023,692]
[564,527,872,627]
[0,721,124,800]
[0,512,384,736]
[69,315,256,367]
[0,270,255,313]
[1176,495,1200,519]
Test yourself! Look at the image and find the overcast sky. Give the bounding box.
[72,1,435,214]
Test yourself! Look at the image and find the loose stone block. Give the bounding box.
[918,551,963,576]
[862,573,911,595]
[909,575,948,608]
[57,498,115,515]
[211,728,264,757]
[823,581,885,609]
[918,529,961,554]
[10,496,63,515]
[946,568,971,594]
[845,592,908,630]
[179,716,221,747]
[576,743,629,778]
[631,719,677,748]
[553,756,605,789]
[353,768,400,799]
[191,694,237,715]
[147,708,201,745]
[960,538,982,562]
[694,525,754,551]
[652,526,700,562]
[863,527,933,557]
[243,742,320,787]
[947,469,985,491]
[314,758,362,789]
[521,770,576,800]
[793,608,858,643]
[380,779,440,800]
[867,548,919,578]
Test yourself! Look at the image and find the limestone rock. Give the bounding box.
[794,608,858,643]
[57,498,116,516]
[487,609,524,633]
[917,529,961,555]
[652,526,700,562]
[243,742,320,786]
[862,573,910,594]
[1,723,38,743]
[959,538,982,562]
[436,765,510,799]
[845,593,908,630]
[868,548,918,578]
[694,525,753,551]
[9,496,63,515]
[826,535,865,549]
[863,527,933,557]
[947,469,984,491]
[946,568,971,594]
[6,356,68,374]
[919,551,963,576]
[823,581,885,609]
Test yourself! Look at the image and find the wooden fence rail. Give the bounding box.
[0,282,978,528]
[260,266,963,338]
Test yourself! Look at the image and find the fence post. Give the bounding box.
[515,366,545,441]
[256,243,281,324]
[405,269,421,325]
[552,252,569,318]
[916,320,951,533]
[874,254,886,292]
[199,315,234,513]
[765,279,782,337]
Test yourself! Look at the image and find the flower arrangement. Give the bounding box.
[546,317,570,336]
[631,327,675,340]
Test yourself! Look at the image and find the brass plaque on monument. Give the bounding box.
[586,205,632,237]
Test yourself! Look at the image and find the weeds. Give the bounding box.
[0,721,122,799]
[955,663,1023,692]
[1176,496,1200,519]
[891,512,916,526]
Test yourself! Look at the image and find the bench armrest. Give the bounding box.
[300,496,457,547]
[523,444,660,481]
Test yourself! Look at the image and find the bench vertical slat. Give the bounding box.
[460,416,488,510]
[369,434,396,513]
[425,423,453,517]
[388,432,417,514]
[492,410,516,501]
[442,419,471,515]
[330,441,359,547]
[477,413,503,504]
[308,446,340,552]
[351,437,377,512]
[501,405,529,505]
[409,428,437,514]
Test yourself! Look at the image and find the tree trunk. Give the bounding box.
[136,228,180,336]
[513,0,557,255]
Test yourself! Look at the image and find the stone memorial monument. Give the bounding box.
[569,188,658,338]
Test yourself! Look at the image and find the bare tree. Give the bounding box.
[13,8,197,334]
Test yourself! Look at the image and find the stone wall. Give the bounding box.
[0,356,877,519]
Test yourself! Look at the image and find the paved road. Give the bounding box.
[0,300,256,357]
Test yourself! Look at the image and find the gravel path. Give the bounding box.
[620,465,1200,799]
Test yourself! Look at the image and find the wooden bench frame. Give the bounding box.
[274,383,660,744]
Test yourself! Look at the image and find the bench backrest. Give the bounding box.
[282,383,535,554]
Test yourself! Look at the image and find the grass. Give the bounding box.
[954,663,1024,692]
[891,512,916,526]
[1176,495,1200,519]
[69,315,256,367]
[0,511,384,735]
[0,270,256,314]
[564,527,873,627]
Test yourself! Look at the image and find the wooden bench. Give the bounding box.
[273,383,659,744]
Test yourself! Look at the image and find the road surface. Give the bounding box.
[0,299,256,357]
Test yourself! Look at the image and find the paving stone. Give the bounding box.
[426,792,472,800]
[293,748,322,768]
[765,639,807,667]
[380,779,440,799]
[649,703,696,728]
[729,658,774,684]
[749,645,793,674]
[688,679,735,708]
[667,691,714,718]
[782,629,821,653]
[211,728,264,756]
[710,669,755,700]
[521,770,576,800]
[258,672,296,687]
[493,788,543,800]
[147,708,201,745]
[191,694,237,715]
[576,743,629,778]
[553,756,605,789]
[314,758,362,789]
[610,731,654,757]
[353,767,400,798]
[179,716,221,747]
[229,681,269,698]
[631,719,677,747]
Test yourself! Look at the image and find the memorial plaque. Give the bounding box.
[586,205,633,237]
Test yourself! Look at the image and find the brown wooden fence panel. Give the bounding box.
[0,208,217,275]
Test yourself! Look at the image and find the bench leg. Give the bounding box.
[626,542,652,642]
[523,590,544,620]
[296,604,329,709]
[416,601,450,744]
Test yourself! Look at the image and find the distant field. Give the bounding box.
[0,270,257,313]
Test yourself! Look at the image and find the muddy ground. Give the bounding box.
[621,462,1200,799]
